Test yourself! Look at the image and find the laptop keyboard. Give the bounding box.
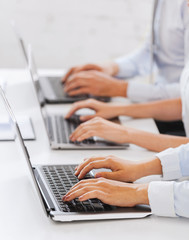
[45,114,95,145]
[42,165,114,213]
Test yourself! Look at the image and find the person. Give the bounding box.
[62,143,189,218]
[62,0,189,103]
[65,60,189,152]
[62,63,189,217]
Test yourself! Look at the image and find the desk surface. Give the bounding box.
[0,69,188,240]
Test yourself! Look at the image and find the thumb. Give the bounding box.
[95,171,117,180]
[80,114,97,121]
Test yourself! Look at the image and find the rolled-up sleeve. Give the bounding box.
[148,143,189,218]
[156,144,189,180]
[148,181,189,218]
[148,181,176,217]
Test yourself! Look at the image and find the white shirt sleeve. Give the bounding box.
[155,144,189,181]
[148,181,176,217]
[148,144,189,218]
[148,181,189,218]
[127,82,180,102]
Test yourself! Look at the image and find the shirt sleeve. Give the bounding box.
[148,180,189,218]
[155,144,189,181]
[127,82,180,102]
[148,143,189,218]
[114,41,151,79]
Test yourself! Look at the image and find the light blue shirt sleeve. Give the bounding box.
[149,144,189,218]
[114,41,151,79]
[173,144,189,218]
[174,181,189,218]
[114,0,189,102]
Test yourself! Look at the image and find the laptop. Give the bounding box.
[0,87,151,222]
[27,45,128,150]
[11,21,110,104]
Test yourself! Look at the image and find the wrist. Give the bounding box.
[102,62,119,76]
[140,158,163,178]
[135,184,149,205]
[112,80,128,97]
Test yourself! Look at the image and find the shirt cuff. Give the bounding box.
[156,148,182,181]
[114,58,137,79]
[148,181,177,217]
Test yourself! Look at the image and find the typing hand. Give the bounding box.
[69,117,129,144]
[62,62,119,83]
[63,70,127,97]
[74,155,143,182]
[63,178,149,207]
[65,99,122,121]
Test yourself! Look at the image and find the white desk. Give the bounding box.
[0,69,188,240]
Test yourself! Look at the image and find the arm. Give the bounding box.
[149,143,189,218]
[115,41,151,79]
[71,144,189,217]
[126,82,181,102]
[63,41,151,97]
[127,128,189,152]
[69,117,189,152]
[66,98,182,122]
[114,98,182,121]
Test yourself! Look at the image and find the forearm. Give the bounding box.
[127,128,189,152]
[113,98,182,121]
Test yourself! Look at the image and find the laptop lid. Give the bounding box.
[11,20,40,81]
[0,86,48,216]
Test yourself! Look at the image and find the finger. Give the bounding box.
[95,171,118,180]
[80,114,97,121]
[68,179,99,192]
[63,181,101,200]
[69,124,87,141]
[79,190,107,202]
[76,64,102,72]
[77,160,112,179]
[64,78,88,92]
[63,179,99,198]
[62,67,75,83]
[70,119,95,141]
[65,100,95,119]
[75,157,107,176]
[64,187,104,202]
[68,87,91,96]
[66,71,92,84]
[76,130,95,142]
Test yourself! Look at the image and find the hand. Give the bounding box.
[66,99,123,121]
[62,178,149,207]
[74,155,142,182]
[69,117,129,144]
[63,70,127,97]
[62,62,119,83]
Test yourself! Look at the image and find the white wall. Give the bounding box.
[0,0,152,69]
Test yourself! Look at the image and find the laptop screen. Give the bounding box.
[0,86,47,215]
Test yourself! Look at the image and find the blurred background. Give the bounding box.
[0,0,152,69]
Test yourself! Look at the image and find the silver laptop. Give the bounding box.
[0,87,151,222]
[11,21,110,104]
[27,45,128,150]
